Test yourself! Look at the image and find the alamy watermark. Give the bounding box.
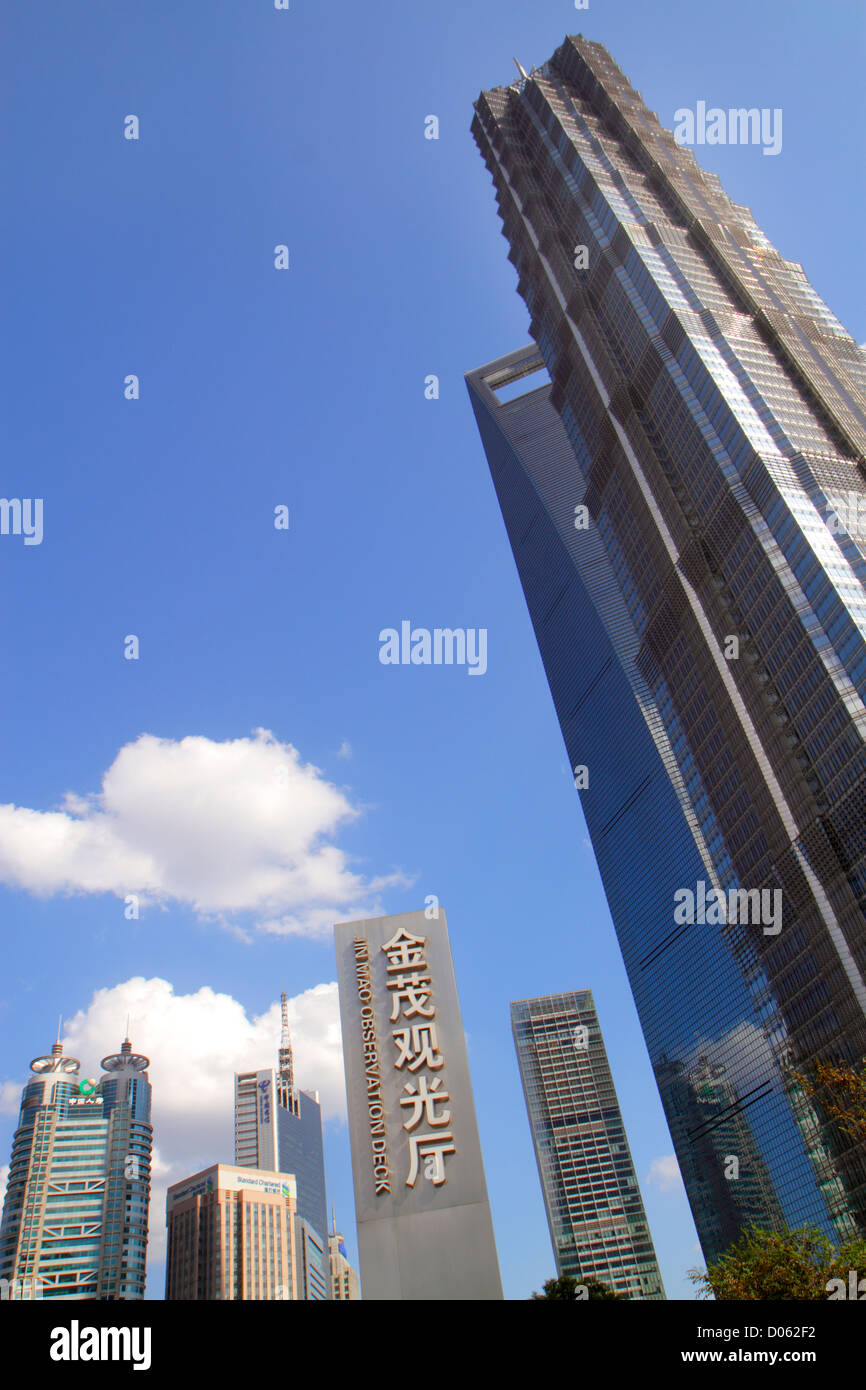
[826,1270,866,1299]
[1,498,43,545]
[50,1323,151,1371]
[674,880,782,935]
[1,1275,46,1300]
[378,622,487,676]
[825,491,866,540]
[673,102,782,157]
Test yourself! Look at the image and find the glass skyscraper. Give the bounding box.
[512,992,665,1299]
[234,991,330,1298]
[467,35,866,1261]
[0,1033,152,1300]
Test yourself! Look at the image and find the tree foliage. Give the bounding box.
[794,1056,866,1146]
[530,1274,626,1300]
[689,1225,866,1300]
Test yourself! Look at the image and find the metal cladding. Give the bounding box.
[467,35,866,1257]
[513,992,666,1299]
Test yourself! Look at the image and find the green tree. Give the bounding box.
[530,1274,626,1300]
[689,1225,866,1300]
[794,1056,866,1146]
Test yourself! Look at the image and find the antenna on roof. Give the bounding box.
[278,990,294,1093]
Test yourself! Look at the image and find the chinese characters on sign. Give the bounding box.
[258,1078,271,1126]
[382,927,456,1188]
[336,909,503,1299]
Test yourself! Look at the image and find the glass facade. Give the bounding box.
[276,1092,328,1255]
[512,992,665,1298]
[467,35,866,1262]
[235,1064,329,1296]
[296,1216,329,1302]
[0,1036,152,1299]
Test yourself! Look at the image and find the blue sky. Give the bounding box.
[1,0,863,1301]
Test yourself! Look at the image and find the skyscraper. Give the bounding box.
[512,992,664,1299]
[234,990,330,1298]
[0,1032,152,1300]
[328,1211,361,1301]
[165,1164,299,1301]
[467,35,866,1259]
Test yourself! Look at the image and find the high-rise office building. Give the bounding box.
[234,991,330,1298]
[512,992,664,1299]
[0,1032,152,1300]
[328,1212,361,1301]
[165,1164,299,1301]
[467,35,866,1260]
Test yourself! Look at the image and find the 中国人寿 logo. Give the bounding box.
[674,881,783,936]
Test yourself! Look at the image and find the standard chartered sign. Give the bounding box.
[335,908,502,1300]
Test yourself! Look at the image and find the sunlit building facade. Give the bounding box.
[233,990,330,1298]
[512,992,664,1298]
[0,1034,152,1300]
[329,1219,361,1301]
[468,35,866,1259]
[165,1165,299,1301]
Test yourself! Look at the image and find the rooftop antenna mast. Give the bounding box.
[278,989,295,1095]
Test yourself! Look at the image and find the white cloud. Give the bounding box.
[336,741,353,760]
[0,729,409,937]
[59,976,346,1278]
[62,975,346,1125]
[0,1081,21,1116]
[645,1154,684,1193]
[0,1164,7,1214]
[688,1019,776,1096]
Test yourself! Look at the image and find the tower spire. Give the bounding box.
[278,990,294,1093]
